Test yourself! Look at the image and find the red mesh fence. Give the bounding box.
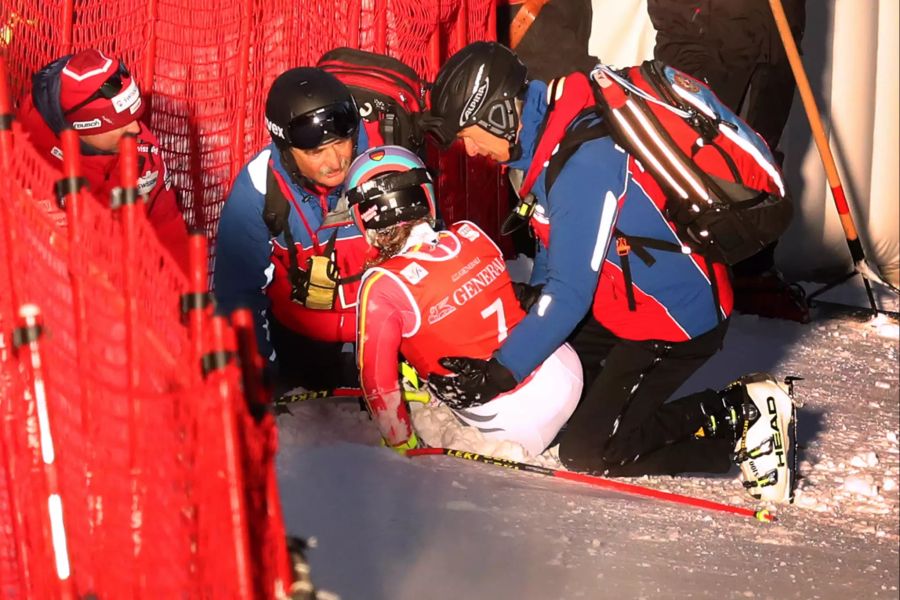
[1,0,507,272]
[0,115,290,596]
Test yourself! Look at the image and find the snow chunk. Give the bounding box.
[873,318,899,340]
[844,475,879,498]
[883,478,897,492]
[850,452,879,468]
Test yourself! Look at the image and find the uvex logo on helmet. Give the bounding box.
[265,116,285,140]
[459,64,488,127]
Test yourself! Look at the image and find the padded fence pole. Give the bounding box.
[428,23,441,77]
[0,56,31,597]
[61,0,74,54]
[486,0,497,41]
[347,0,361,48]
[373,0,387,54]
[231,308,267,408]
[0,56,19,316]
[0,57,13,170]
[455,0,468,49]
[203,315,253,598]
[117,133,145,587]
[143,0,159,117]
[13,305,76,600]
[57,130,93,433]
[183,232,211,374]
[231,308,293,594]
[231,0,253,186]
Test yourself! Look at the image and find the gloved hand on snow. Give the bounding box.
[427,356,518,409]
[383,432,420,455]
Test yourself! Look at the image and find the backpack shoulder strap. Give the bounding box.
[518,72,597,199]
[263,164,303,289]
[544,111,608,193]
[263,164,290,237]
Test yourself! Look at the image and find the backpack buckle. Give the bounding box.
[616,236,631,256]
[501,193,537,235]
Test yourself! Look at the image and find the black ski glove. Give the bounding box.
[512,282,544,312]
[427,356,518,410]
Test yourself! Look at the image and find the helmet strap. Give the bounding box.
[278,147,320,194]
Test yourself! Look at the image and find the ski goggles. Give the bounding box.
[63,62,130,116]
[285,100,359,149]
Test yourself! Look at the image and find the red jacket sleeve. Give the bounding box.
[356,270,419,446]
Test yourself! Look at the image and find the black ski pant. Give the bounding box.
[558,317,734,477]
[269,319,359,397]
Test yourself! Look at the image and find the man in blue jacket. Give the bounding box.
[214,68,369,393]
[421,42,795,504]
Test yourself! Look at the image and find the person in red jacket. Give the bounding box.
[17,49,190,273]
[349,145,582,455]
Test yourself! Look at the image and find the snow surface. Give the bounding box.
[275,268,899,599]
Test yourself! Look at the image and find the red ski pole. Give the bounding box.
[408,447,776,522]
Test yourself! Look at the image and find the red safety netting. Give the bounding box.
[0,114,290,596]
[1,0,506,273]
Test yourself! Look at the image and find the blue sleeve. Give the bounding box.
[529,238,549,286]
[212,169,277,366]
[496,139,626,381]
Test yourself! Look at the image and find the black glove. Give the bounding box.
[427,356,518,409]
[512,282,544,312]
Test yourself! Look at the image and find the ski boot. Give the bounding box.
[725,374,800,504]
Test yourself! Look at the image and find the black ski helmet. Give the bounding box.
[265,67,359,150]
[345,146,436,232]
[425,41,528,148]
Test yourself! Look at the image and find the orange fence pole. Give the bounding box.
[768,0,898,306]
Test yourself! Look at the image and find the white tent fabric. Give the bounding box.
[588,0,899,286]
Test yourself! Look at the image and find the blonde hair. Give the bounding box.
[365,218,431,267]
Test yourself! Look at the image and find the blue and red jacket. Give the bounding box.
[495,79,732,381]
[213,134,369,367]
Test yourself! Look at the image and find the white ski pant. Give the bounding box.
[450,343,582,456]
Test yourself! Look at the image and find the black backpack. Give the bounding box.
[317,47,428,152]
